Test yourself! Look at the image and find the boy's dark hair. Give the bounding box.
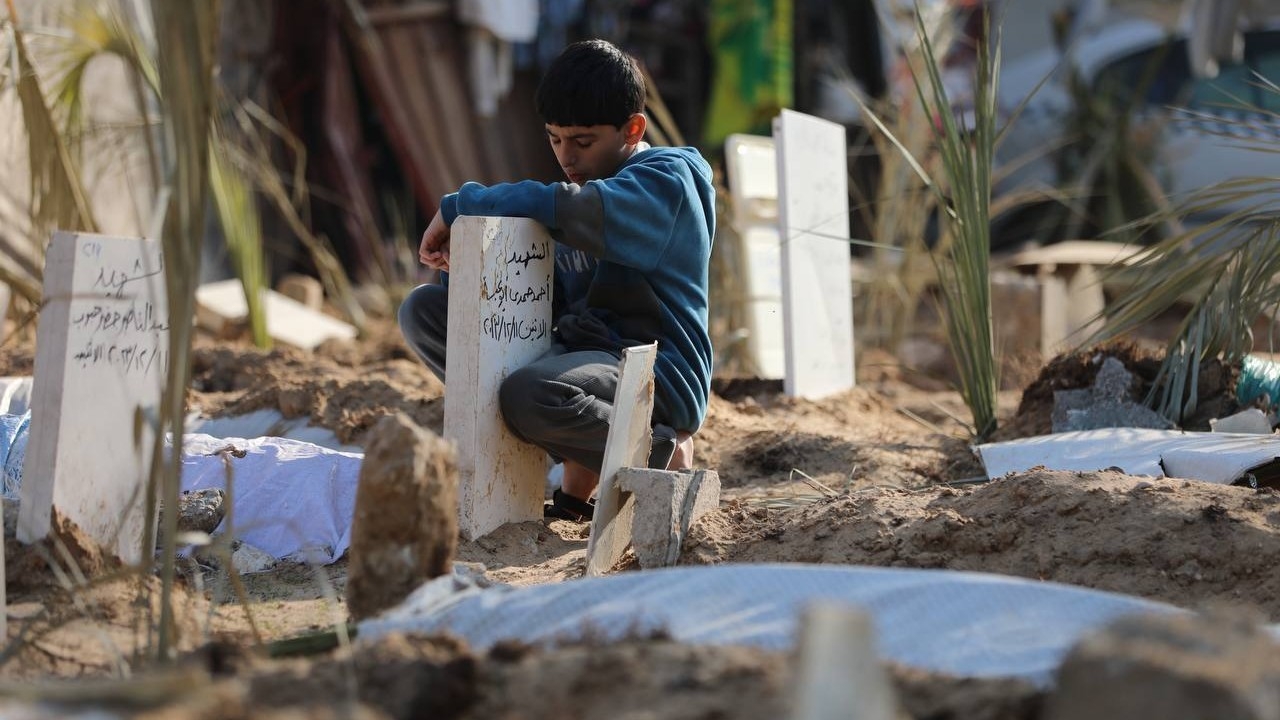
[535,40,645,128]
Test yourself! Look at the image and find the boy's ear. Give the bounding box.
[623,113,647,144]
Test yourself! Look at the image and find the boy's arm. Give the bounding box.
[555,158,694,272]
[443,156,701,272]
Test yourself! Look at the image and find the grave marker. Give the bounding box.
[791,603,900,720]
[774,109,855,399]
[584,342,657,577]
[444,216,554,540]
[18,232,167,565]
[725,133,785,379]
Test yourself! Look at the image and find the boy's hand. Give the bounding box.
[418,210,450,270]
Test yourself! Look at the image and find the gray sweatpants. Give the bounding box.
[398,283,678,473]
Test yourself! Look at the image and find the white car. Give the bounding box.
[991,14,1280,248]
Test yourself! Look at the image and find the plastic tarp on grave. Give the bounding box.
[359,564,1181,686]
[181,434,362,563]
[976,428,1280,485]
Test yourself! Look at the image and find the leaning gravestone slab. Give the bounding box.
[585,342,658,577]
[445,216,554,540]
[774,109,855,399]
[17,232,167,565]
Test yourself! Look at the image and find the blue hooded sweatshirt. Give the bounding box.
[440,145,715,432]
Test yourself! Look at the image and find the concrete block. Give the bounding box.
[585,343,657,577]
[19,232,166,565]
[275,273,323,310]
[195,279,357,350]
[443,216,554,541]
[1006,241,1136,357]
[615,467,720,568]
[1045,611,1280,720]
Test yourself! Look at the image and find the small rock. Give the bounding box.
[1052,357,1176,433]
[176,488,226,535]
[276,273,324,310]
[230,542,276,574]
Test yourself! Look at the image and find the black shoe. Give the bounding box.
[648,424,678,470]
[543,488,595,522]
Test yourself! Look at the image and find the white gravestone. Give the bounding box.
[18,232,167,565]
[725,134,785,379]
[445,216,554,541]
[585,342,657,577]
[774,109,855,399]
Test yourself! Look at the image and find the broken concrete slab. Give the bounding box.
[585,343,658,577]
[1045,611,1280,720]
[614,467,720,569]
[346,413,457,621]
[195,279,357,351]
[1052,356,1175,433]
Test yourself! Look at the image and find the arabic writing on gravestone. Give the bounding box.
[69,239,170,376]
[482,239,551,343]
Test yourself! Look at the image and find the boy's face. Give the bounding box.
[546,114,646,184]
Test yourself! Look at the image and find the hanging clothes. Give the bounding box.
[703,0,793,152]
[459,0,540,116]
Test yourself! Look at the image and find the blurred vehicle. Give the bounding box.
[991,10,1280,249]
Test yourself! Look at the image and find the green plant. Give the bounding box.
[841,5,1002,438]
[911,8,1000,440]
[1090,176,1280,422]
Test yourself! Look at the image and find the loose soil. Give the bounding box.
[1,320,1274,719]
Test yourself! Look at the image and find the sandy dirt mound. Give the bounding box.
[4,314,1269,717]
[684,469,1280,618]
[3,504,211,679]
[190,344,446,444]
[134,632,1040,720]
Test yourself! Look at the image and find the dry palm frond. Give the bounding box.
[3,1,98,248]
[49,1,159,154]
[834,34,941,354]
[148,0,220,660]
[1087,74,1280,422]
[842,4,999,439]
[44,2,273,348]
[1091,177,1280,421]
[909,5,999,440]
[228,101,366,331]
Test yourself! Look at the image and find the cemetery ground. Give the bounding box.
[2,316,1279,719]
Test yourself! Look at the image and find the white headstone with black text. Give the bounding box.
[445,216,554,540]
[18,232,167,565]
[774,109,855,399]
